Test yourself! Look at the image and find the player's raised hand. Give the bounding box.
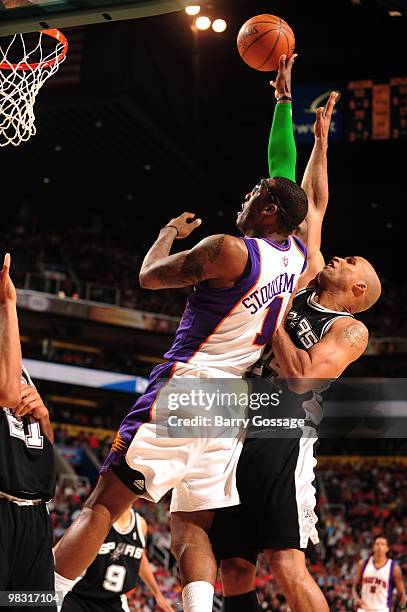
[270,53,298,100]
[13,384,49,419]
[164,212,202,240]
[0,253,17,305]
[314,91,339,143]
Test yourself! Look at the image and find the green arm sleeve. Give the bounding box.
[268,102,296,182]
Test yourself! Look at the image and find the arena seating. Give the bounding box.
[2,221,406,337]
[50,453,406,611]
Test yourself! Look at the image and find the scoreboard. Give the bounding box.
[391,77,407,140]
[347,77,407,141]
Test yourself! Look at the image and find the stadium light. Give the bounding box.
[195,15,211,30]
[185,4,200,16]
[212,18,227,33]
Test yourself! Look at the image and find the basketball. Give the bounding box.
[237,14,295,72]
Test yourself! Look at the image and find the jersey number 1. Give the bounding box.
[254,296,284,346]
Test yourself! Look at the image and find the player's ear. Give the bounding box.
[352,282,367,298]
[263,203,278,216]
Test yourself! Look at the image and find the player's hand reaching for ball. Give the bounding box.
[270,53,298,100]
[314,91,339,144]
[163,212,202,240]
[13,384,49,420]
[0,253,17,305]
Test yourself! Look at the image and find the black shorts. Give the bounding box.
[0,500,56,611]
[210,433,319,564]
[62,593,126,612]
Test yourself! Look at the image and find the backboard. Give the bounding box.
[0,0,193,36]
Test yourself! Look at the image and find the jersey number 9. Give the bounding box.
[103,565,127,593]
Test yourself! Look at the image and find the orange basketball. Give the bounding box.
[237,14,295,72]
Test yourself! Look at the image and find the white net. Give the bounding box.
[0,29,68,147]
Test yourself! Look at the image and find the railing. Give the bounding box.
[24,272,121,306]
[57,473,90,491]
[18,274,407,352]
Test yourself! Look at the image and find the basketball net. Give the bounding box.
[0,29,68,147]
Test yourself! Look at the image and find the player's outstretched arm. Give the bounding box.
[137,517,173,612]
[295,92,338,289]
[394,564,407,607]
[299,91,339,244]
[272,316,368,394]
[268,54,297,182]
[139,213,248,290]
[0,253,22,407]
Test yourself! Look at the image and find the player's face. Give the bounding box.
[236,179,275,234]
[320,256,364,290]
[374,538,389,556]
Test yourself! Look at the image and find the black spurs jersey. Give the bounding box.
[0,365,55,500]
[70,510,146,602]
[248,287,354,423]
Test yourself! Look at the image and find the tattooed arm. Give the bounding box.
[139,212,248,290]
[272,317,368,394]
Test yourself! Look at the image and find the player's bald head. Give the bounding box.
[353,257,381,313]
[319,255,381,314]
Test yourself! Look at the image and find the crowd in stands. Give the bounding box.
[50,442,407,611]
[1,222,188,316]
[315,459,407,610]
[54,425,113,465]
[1,220,407,337]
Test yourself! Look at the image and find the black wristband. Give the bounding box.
[277,95,292,102]
[162,225,179,236]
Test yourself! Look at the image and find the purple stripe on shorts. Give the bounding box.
[100,361,175,474]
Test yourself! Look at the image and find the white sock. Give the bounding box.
[182,581,214,612]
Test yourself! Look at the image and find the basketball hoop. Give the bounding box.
[0,29,68,147]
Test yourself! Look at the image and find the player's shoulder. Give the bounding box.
[136,512,148,536]
[294,285,314,299]
[332,318,369,350]
[199,234,246,257]
[356,557,369,575]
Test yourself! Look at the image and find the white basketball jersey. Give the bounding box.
[164,235,307,376]
[360,557,395,610]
